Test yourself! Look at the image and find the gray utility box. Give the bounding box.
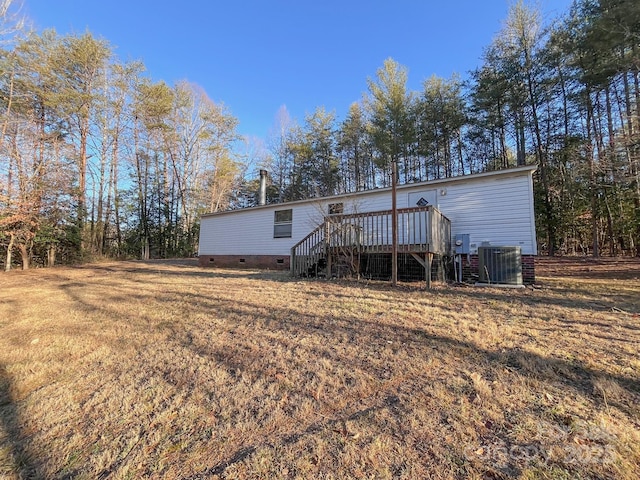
[454,234,470,254]
[478,246,522,285]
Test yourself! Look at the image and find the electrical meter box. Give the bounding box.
[454,234,470,254]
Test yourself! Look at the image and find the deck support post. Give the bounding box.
[325,221,332,279]
[409,252,433,289]
[391,159,398,287]
[426,252,433,289]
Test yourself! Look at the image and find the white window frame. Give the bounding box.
[274,209,293,238]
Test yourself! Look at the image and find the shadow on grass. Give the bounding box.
[72,261,295,283]
[57,269,637,408]
[438,283,639,317]
[185,394,400,480]
[70,260,640,313]
[291,276,640,319]
[52,268,640,410]
[18,263,639,478]
[197,295,640,398]
[0,363,39,479]
[174,295,639,478]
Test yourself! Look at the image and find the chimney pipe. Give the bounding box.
[258,169,267,206]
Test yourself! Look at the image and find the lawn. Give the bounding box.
[0,259,639,479]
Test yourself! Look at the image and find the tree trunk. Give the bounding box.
[633,64,640,256]
[18,242,29,270]
[5,233,15,272]
[142,236,150,261]
[497,100,507,169]
[605,87,615,152]
[525,58,555,255]
[603,192,615,255]
[48,244,56,267]
[113,156,122,255]
[557,64,570,139]
[94,140,107,255]
[457,129,464,174]
[79,119,88,252]
[586,92,600,257]
[516,111,526,167]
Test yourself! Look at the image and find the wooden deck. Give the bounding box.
[290,206,451,285]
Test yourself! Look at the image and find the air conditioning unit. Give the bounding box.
[478,246,522,285]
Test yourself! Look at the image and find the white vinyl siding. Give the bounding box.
[436,175,537,254]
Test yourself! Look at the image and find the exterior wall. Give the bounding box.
[199,201,331,257]
[435,174,537,256]
[198,254,290,270]
[198,166,538,273]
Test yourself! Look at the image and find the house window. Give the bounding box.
[274,209,292,238]
[328,203,344,215]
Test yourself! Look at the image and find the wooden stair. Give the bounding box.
[290,206,451,286]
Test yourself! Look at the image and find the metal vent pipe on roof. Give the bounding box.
[259,169,267,206]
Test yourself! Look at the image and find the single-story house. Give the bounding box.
[198,165,538,284]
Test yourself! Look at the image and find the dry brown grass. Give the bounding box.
[0,259,639,479]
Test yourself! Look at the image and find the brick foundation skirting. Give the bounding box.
[199,255,290,270]
[199,253,536,283]
[522,255,536,284]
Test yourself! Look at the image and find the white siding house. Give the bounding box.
[198,165,538,281]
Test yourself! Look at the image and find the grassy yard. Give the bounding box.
[0,259,639,479]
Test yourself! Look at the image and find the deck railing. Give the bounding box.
[290,222,327,277]
[291,206,451,277]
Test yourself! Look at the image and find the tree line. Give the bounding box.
[0,20,243,269]
[258,0,639,257]
[1,0,639,270]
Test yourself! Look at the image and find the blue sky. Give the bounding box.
[24,0,573,141]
